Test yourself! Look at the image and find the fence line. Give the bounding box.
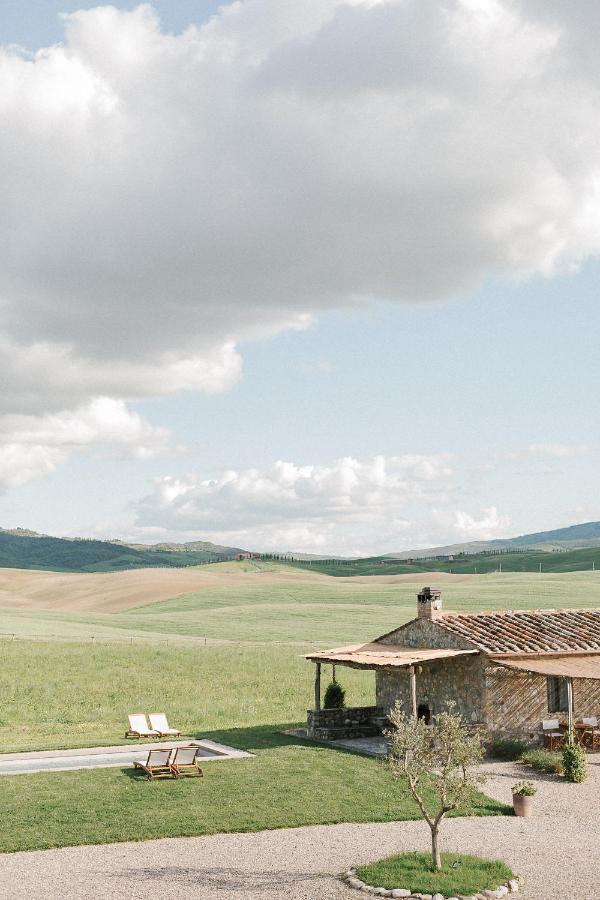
[0,631,318,648]
[0,631,209,647]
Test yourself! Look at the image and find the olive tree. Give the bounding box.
[387,701,485,872]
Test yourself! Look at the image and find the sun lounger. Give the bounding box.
[126,714,160,739]
[171,745,204,778]
[134,748,175,780]
[149,713,181,737]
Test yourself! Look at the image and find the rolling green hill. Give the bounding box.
[381,519,600,559]
[286,546,600,576]
[0,529,238,572]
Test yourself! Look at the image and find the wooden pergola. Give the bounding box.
[305,642,478,715]
[493,653,600,735]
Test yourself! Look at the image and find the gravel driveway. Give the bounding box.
[1,757,598,900]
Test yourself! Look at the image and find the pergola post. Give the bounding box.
[409,665,417,719]
[566,677,574,742]
[314,662,321,711]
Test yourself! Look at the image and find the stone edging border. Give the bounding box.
[342,868,522,899]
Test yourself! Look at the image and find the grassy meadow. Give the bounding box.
[0,562,594,851]
[3,565,600,753]
[0,641,373,753]
[4,564,600,646]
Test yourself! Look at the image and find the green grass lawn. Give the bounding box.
[0,726,507,853]
[356,851,514,895]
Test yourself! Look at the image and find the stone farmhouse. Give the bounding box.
[306,586,600,745]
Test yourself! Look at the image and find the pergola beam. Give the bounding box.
[314,662,321,711]
[409,665,417,719]
[566,676,574,739]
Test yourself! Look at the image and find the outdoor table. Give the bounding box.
[575,722,600,749]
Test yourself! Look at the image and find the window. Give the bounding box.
[547,676,569,713]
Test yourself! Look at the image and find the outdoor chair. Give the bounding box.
[170,745,204,778]
[126,714,160,739]
[542,718,564,751]
[133,748,175,780]
[149,713,181,737]
[579,717,600,751]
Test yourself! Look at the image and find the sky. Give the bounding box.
[0,0,599,556]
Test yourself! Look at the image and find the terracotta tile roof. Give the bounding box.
[435,609,600,655]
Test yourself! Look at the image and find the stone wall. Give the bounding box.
[378,617,476,651]
[485,664,600,743]
[307,705,383,740]
[376,654,487,724]
[375,617,486,725]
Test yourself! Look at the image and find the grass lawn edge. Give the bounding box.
[355,851,515,895]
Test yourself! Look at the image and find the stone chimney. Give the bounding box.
[417,586,442,620]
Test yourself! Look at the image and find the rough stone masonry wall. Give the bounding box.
[307,706,383,740]
[376,617,487,724]
[378,617,476,651]
[376,654,487,724]
[485,665,600,743]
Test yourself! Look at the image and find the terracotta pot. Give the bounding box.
[512,793,533,817]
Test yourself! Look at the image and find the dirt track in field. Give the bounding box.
[0,564,472,614]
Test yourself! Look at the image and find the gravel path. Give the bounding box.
[1,757,598,900]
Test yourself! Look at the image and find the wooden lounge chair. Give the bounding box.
[149,713,181,737]
[126,714,160,739]
[542,718,564,751]
[134,748,175,780]
[171,745,204,778]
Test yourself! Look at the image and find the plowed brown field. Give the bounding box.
[0,563,472,613]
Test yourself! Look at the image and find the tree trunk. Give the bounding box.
[430,823,442,871]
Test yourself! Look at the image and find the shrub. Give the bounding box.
[512,780,536,796]
[563,742,587,783]
[520,748,563,775]
[489,737,527,761]
[323,681,345,709]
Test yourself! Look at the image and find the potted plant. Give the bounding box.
[512,780,536,816]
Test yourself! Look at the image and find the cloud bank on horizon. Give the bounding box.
[1,0,599,545]
[134,453,514,555]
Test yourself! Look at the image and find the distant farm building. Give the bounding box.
[235,551,261,560]
[306,586,600,745]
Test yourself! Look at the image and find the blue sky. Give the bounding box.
[0,2,598,555]
[1,1,222,47]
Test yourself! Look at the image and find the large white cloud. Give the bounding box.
[0,397,171,488]
[134,454,459,554]
[2,0,600,423]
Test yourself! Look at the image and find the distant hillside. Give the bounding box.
[509,520,600,547]
[124,539,243,554]
[0,529,241,573]
[384,520,600,560]
[287,545,600,577]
